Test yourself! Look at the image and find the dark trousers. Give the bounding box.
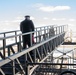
[22,34,35,58]
[22,34,31,49]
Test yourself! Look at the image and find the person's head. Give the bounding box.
[25,15,30,20]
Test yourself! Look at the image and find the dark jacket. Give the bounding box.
[20,19,35,33]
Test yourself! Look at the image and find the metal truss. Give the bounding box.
[0,25,67,75]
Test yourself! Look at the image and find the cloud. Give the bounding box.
[43,17,49,20]
[39,6,71,12]
[16,16,23,20]
[16,16,35,20]
[0,20,10,25]
[11,20,22,23]
[33,3,71,12]
[52,18,66,21]
[0,16,35,32]
[69,19,75,21]
[30,16,35,20]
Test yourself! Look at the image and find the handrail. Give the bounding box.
[0,25,67,40]
[0,25,68,37]
[0,25,67,59]
[0,25,53,36]
[0,32,65,66]
[0,25,67,75]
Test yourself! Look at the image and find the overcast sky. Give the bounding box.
[0,0,76,32]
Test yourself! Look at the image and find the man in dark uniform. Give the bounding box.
[20,15,35,49]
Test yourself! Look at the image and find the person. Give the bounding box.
[49,26,55,37]
[20,15,35,49]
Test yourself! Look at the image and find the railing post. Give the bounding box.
[33,49,36,62]
[4,33,5,38]
[36,28,37,43]
[26,61,30,75]
[38,31,40,43]
[63,25,64,32]
[59,26,60,34]
[19,35,22,51]
[56,27,58,35]
[61,26,62,33]
[3,39,6,59]
[12,60,15,75]
[15,31,17,43]
[44,27,46,40]
[40,27,42,41]
[8,46,10,56]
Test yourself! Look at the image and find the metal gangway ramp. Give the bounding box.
[0,25,71,75]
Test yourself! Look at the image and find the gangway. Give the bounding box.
[0,25,73,75]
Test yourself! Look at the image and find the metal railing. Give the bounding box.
[0,25,67,75]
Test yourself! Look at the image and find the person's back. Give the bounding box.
[20,15,35,62]
[20,15,35,49]
[20,16,34,33]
